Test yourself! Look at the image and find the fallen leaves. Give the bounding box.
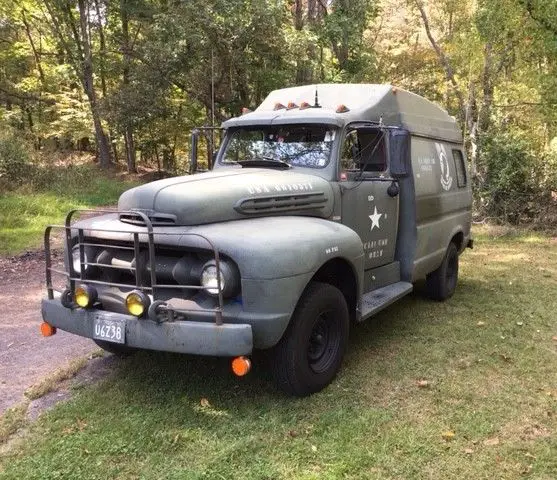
[416,379,431,388]
[442,431,456,441]
[200,398,210,408]
[483,437,500,446]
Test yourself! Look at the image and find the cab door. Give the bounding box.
[339,126,399,270]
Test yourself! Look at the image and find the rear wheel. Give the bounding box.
[271,282,349,397]
[426,242,459,301]
[93,339,136,357]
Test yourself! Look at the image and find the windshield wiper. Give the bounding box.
[237,157,291,170]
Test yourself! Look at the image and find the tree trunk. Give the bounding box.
[77,0,112,168]
[120,0,136,173]
[21,10,45,84]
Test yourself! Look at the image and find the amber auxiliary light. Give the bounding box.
[126,290,150,317]
[231,356,251,376]
[75,284,97,308]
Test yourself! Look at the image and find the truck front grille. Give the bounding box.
[119,211,176,226]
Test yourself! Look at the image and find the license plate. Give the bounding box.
[93,314,126,344]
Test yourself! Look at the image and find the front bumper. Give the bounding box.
[41,298,253,356]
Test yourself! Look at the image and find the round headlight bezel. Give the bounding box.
[200,259,240,298]
[200,263,225,296]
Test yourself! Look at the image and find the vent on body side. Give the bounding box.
[235,192,327,215]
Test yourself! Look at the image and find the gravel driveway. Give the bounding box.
[0,252,97,414]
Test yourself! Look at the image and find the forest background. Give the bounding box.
[1,0,556,226]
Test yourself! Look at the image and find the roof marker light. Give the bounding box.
[336,104,350,113]
[287,102,298,110]
[274,102,286,111]
[299,101,311,110]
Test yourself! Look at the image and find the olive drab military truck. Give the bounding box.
[41,84,473,397]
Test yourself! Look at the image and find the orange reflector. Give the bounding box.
[40,322,57,337]
[231,356,251,376]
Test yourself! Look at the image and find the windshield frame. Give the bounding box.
[217,124,339,170]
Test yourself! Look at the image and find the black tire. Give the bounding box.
[271,282,349,397]
[426,242,459,301]
[93,339,136,357]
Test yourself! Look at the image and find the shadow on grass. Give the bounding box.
[100,275,488,413]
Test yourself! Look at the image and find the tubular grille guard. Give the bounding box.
[44,209,225,325]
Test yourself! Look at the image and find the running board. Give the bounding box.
[359,281,413,321]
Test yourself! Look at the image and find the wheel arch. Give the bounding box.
[307,257,360,323]
[451,230,464,252]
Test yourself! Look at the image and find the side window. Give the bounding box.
[340,128,387,173]
[452,149,467,187]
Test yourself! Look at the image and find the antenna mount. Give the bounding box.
[314,87,321,108]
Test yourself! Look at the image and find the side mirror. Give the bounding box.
[389,129,410,177]
[190,129,199,174]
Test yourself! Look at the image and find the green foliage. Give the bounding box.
[476,131,557,224]
[0,0,556,222]
[0,133,33,186]
[481,132,536,196]
[0,163,140,255]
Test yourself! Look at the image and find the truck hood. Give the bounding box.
[118,168,334,226]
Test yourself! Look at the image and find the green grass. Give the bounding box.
[0,165,139,256]
[0,404,28,445]
[1,228,557,479]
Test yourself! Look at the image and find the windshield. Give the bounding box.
[220,125,336,168]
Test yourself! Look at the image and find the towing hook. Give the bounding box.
[148,300,169,323]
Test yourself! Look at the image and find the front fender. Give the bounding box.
[187,216,364,280]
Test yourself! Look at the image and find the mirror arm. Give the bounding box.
[190,129,199,174]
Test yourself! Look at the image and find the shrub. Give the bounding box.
[0,134,33,188]
[476,132,557,226]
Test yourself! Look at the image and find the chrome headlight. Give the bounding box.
[200,259,240,297]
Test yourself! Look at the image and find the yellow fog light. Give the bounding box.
[75,284,97,308]
[126,290,150,317]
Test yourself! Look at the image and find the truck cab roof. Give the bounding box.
[222,83,462,144]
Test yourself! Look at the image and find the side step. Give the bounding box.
[359,281,413,321]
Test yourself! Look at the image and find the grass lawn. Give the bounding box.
[0,165,139,256]
[1,228,556,479]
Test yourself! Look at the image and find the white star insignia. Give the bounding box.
[369,206,382,231]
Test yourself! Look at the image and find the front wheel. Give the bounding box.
[271,282,349,397]
[426,242,459,301]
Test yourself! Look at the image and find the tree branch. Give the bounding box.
[414,0,466,122]
[521,0,557,36]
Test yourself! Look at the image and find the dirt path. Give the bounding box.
[0,251,97,415]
